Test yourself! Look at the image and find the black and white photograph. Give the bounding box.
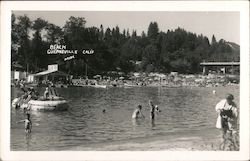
[1,1,249,161]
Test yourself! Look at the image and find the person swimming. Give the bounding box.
[132,105,144,119]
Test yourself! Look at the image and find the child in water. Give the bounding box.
[16,113,32,133]
[132,105,144,119]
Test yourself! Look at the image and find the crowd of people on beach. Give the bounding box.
[71,73,239,89]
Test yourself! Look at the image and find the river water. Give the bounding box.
[11,86,239,150]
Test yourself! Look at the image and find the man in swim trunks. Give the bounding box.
[132,105,144,119]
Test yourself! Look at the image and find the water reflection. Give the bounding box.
[25,133,32,150]
[150,119,156,128]
[132,118,141,127]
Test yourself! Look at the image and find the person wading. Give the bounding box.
[215,93,238,150]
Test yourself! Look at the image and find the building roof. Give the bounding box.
[34,70,68,76]
[200,62,240,66]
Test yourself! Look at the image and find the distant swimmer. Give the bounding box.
[149,100,160,120]
[132,105,144,119]
[16,113,32,133]
[103,109,106,113]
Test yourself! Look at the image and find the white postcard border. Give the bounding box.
[0,1,249,161]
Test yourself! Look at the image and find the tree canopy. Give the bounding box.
[11,14,240,76]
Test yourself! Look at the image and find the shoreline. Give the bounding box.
[69,128,224,151]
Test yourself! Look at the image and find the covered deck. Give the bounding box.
[200,62,240,74]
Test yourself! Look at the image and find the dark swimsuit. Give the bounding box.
[151,106,155,119]
[220,109,233,129]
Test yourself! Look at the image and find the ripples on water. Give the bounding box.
[11,86,239,150]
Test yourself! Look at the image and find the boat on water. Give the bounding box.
[12,96,69,111]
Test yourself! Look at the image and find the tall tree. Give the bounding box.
[45,23,63,44]
[99,24,104,41]
[16,15,32,72]
[63,16,86,50]
[63,16,87,74]
[147,22,159,40]
[211,35,217,45]
[31,18,48,71]
[11,14,19,63]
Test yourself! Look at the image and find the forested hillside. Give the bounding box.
[11,14,240,76]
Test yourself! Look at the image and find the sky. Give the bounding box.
[13,11,240,44]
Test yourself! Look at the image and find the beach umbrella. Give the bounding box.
[206,80,212,83]
[118,72,124,76]
[93,75,101,79]
[133,73,140,77]
[128,76,134,80]
[219,79,225,83]
[149,73,155,77]
[159,74,166,78]
[195,78,205,83]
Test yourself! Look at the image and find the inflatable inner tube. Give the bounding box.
[28,100,68,111]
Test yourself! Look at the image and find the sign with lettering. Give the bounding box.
[48,64,58,71]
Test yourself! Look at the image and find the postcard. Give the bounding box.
[0,1,249,161]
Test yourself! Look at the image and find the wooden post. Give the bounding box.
[223,67,226,74]
[202,66,206,75]
[85,63,88,79]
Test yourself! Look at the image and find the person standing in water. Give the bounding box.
[16,113,32,133]
[132,105,144,119]
[44,87,49,100]
[215,93,238,150]
[149,100,160,119]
